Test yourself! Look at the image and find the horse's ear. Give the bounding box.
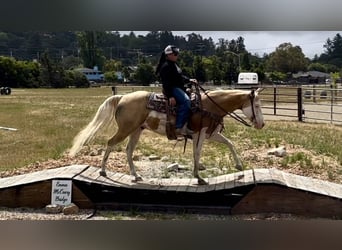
[255,88,265,94]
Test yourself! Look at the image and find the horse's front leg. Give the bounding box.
[208,132,243,171]
[192,128,208,185]
[126,128,143,182]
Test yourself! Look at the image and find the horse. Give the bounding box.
[69,88,265,185]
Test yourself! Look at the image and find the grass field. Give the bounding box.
[0,87,341,182]
[0,88,112,171]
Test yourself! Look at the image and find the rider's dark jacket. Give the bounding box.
[159,59,190,98]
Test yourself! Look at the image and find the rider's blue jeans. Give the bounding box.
[172,88,191,129]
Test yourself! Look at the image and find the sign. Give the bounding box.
[51,180,72,205]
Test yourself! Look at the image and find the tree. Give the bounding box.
[103,59,122,72]
[308,62,327,72]
[77,31,105,70]
[266,43,308,73]
[321,33,342,67]
[104,71,118,83]
[267,71,287,82]
[39,51,67,88]
[193,55,207,82]
[204,55,223,85]
[134,63,155,85]
[0,56,40,88]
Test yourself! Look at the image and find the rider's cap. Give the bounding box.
[164,45,179,55]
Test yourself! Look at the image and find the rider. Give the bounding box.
[156,45,197,136]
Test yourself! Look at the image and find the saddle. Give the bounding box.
[146,91,201,140]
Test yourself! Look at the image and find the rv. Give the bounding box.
[238,72,258,84]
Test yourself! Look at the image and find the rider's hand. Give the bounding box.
[169,97,176,106]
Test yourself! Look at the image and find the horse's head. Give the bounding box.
[241,88,265,129]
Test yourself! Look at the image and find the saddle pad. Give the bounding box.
[146,93,177,115]
[146,92,201,115]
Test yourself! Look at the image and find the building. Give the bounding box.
[292,71,330,84]
[75,66,104,82]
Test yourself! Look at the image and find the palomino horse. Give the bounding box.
[69,88,265,185]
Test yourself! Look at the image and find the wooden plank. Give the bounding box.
[234,170,254,187]
[164,178,180,192]
[115,174,134,187]
[232,184,342,218]
[157,178,174,191]
[291,174,313,192]
[253,168,273,184]
[55,165,89,178]
[322,181,342,199]
[0,174,29,189]
[196,178,210,193]
[214,175,227,191]
[224,173,236,190]
[73,166,100,183]
[134,178,163,190]
[72,182,94,209]
[0,165,89,189]
[203,177,217,192]
[175,178,192,192]
[268,168,287,186]
[310,178,330,196]
[282,171,300,189]
[185,179,201,192]
[0,181,52,208]
[108,172,126,184]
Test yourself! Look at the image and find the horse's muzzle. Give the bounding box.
[254,122,265,129]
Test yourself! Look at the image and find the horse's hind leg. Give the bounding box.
[100,131,129,177]
[126,128,143,182]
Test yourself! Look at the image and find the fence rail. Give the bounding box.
[259,85,342,125]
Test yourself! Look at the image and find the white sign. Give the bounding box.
[51,180,72,205]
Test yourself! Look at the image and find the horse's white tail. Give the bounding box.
[69,95,123,156]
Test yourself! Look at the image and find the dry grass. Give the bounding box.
[0,88,111,171]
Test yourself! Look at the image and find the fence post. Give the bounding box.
[297,87,303,122]
[111,86,116,95]
[330,84,334,122]
[273,87,277,115]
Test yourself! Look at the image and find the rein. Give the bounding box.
[196,84,254,127]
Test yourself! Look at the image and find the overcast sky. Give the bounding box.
[127,31,341,59]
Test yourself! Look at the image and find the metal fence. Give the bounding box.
[260,85,342,125]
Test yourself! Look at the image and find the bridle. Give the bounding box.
[196,84,257,127]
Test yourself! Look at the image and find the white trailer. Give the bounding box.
[238,72,258,84]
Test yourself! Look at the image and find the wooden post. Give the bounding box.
[273,87,277,115]
[111,86,116,95]
[297,87,303,122]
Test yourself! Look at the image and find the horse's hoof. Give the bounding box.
[132,176,143,182]
[197,178,208,185]
[199,164,206,171]
[235,164,243,171]
[99,170,107,177]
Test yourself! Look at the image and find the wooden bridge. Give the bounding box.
[0,165,341,218]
